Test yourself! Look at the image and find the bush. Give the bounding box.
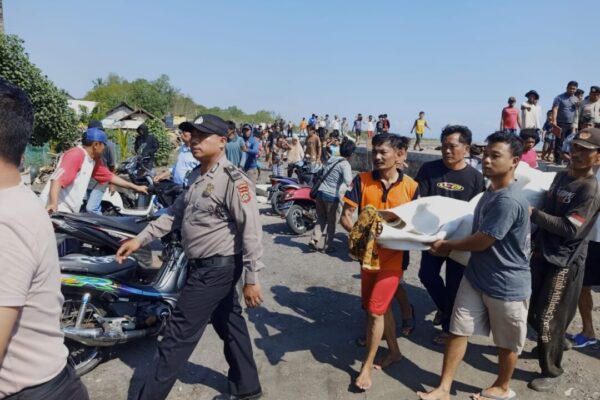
[0,34,79,149]
[145,119,174,167]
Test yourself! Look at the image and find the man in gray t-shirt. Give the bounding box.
[465,183,531,301]
[417,132,530,400]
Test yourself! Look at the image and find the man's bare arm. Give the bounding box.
[0,307,19,365]
[340,203,355,232]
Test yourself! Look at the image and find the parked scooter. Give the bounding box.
[95,155,181,216]
[276,185,317,235]
[60,231,187,376]
[51,211,159,270]
[268,175,299,213]
[269,162,318,214]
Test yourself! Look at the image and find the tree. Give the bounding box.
[0,34,79,149]
[85,73,280,126]
[144,118,174,167]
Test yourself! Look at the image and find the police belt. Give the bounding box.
[189,254,239,268]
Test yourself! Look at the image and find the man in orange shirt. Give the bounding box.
[340,133,418,391]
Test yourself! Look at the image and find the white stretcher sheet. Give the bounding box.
[376,162,555,266]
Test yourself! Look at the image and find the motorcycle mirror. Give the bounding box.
[29,166,39,183]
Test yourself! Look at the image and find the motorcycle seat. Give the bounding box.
[64,213,147,235]
[60,254,137,277]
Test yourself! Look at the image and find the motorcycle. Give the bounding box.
[276,184,317,235]
[268,162,318,214]
[95,155,181,217]
[60,231,187,376]
[51,211,158,269]
[267,175,299,214]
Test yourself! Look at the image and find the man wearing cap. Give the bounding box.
[527,127,600,392]
[116,114,264,400]
[521,90,542,130]
[242,123,261,184]
[552,81,580,164]
[500,97,521,134]
[85,119,119,214]
[40,128,148,214]
[574,86,600,130]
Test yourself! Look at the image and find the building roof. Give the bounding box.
[105,102,135,118]
[101,107,160,130]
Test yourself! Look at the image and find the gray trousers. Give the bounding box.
[310,198,339,249]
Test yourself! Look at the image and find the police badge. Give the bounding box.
[203,183,215,197]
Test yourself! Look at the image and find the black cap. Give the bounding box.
[572,128,600,150]
[179,114,228,136]
[241,123,252,132]
[590,86,600,95]
[525,90,540,100]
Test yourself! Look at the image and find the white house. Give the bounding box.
[67,99,98,117]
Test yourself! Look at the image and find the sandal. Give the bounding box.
[401,304,416,336]
[471,389,516,400]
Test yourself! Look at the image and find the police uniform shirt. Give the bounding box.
[136,155,265,284]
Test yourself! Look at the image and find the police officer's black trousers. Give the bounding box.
[528,257,585,378]
[137,257,261,400]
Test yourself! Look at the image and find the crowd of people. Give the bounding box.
[500,81,600,167]
[1,73,599,400]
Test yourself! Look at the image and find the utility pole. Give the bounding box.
[0,0,4,34]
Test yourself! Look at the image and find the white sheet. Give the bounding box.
[376,162,555,266]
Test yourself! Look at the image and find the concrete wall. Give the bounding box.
[349,147,440,177]
[349,147,564,176]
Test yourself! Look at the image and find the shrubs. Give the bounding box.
[0,34,79,150]
[145,119,174,167]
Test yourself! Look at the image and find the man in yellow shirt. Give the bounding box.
[411,111,430,151]
[299,117,308,136]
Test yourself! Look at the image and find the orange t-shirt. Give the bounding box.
[344,170,418,272]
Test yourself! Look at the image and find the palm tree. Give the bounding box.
[0,0,4,34]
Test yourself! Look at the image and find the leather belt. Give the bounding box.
[190,254,238,268]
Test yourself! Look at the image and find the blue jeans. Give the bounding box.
[86,183,107,215]
[418,251,465,332]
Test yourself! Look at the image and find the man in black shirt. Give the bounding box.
[134,123,159,170]
[528,128,600,392]
[415,125,486,345]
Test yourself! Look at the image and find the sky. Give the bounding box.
[5,0,600,140]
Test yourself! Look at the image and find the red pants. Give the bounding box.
[361,269,402,315]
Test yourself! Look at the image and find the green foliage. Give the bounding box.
[144,119,174,167]
[85,73,278,125]
[106,128,131,161]
[0,34,79,149]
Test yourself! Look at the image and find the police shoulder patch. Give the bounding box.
[237,181,252,204]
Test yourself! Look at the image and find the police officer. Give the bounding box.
[116,114,264,400]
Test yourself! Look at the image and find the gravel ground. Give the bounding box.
[80,202,600,400]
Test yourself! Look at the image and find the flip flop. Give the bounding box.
[570,333,598,348]
[471,389,517,400]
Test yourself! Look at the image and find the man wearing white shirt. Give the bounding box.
[574,86,600,130]
[366,115,375,138]
[521,90,542,130]
[332,115,341,131]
